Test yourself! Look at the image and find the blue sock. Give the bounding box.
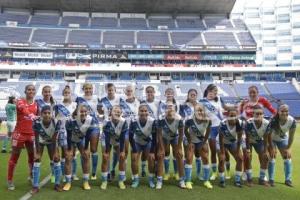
[211,163,217,173]
[284,159,292,181]
[72,157,77,176]
[219,172,225,182]
[203,165,210,181]
[101,172,108,182]
[54,162,62,185]
[173,159,178,174]
[83,173,89,182]
[195,157,202,177]
[141,161,147,172]
[164,157,170,174]
[32,162,41,188]
[268,159,275,181]
[92,152,98,176]
[119,171,126,181]
[61,159,65,176]
[157,176,163,183]
[235,171,242,183]
[246,169,252,181]
[65,175,72,183]
[259,169,266,180]
[226,161,230,171]
[2,136,8,150]
[50,161,54,175]
[112,151,118,172]
[184,164,192,182]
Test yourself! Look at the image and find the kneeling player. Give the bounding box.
[100,105,128,190]
[267,104,296,187]
[218,108,243,188]
[31,105,62,194]
[63,104,99,191]
[184,103,212,189]
[129,104,157,188]
[244,105,269,186]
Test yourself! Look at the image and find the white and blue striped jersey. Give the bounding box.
[120,97,140,124]
[267,115,296,142]
[245,118,269,144]
[33,118,60,145]
[219,119,243,145]
[103,117,128,148]
[185,116,211,143]
[140,99,160,119]
[159,114,183,141]
[75,95,100,122]
[99,96,121,120]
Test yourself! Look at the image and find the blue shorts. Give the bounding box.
[209,126,219,140]
[250,141,264,154]
[217,142,238,152]
[132,142,151,153]
[273,139,288,149]
[163,136,179,145]
[193,141,205,150]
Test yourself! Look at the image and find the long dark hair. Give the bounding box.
[270,104,289,130]
[8,96,15,104]
[185,89,198,103]
[42,85,55,105]
[203,84,218,102]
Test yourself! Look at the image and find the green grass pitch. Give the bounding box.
[0,125,299,200]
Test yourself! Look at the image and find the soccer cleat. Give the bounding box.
[83,181,91,190]
[149,180,155,189]
[118,181,126,189]
[1,149,7,153]
[7,181,15,191]
[30,187,39,195]
[54,184,63,192]
[179,181,186,189]
[186,182,193,189]
[163,174,170,181]
[204,181,213,189]
[225,170,231,180]
[63,183,72,191]
[174,173,180,181]
[50,175,55,184]
[234,181,242,188]
[285,180,293,187]
[72,175,79,181]
[246,179,253,187]
[111,170,116,180]
[131,180,139,188]
[219,181,226,188]
[209,172,217,181]
[91,175,97,180]
[100,181,108,190]
[269,180,275,187]
[141,171,146,177]
[258,179,269,187]
[156,181,163,190]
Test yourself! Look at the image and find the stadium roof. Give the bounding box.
[0,0,236,14]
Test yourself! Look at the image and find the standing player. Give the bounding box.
[119,84,140,178]
[75,83,100,180]
[63,104,99,191]
[99,83,122,179]
[184,103,212,189]
[218,107,244,188]
[156,102,186,189]
[2,96,17,153]
[129,104,157,188]
[31,106,62,194]
[100,105,128,190]
[200,84,231,180]
[7,84,38,190]
[180,89,203,180]
[267,104,296,187]
[244,105,270,186]
[35,85,57,183]
[158,88,181,181]
[140,86,160,176]
[240,85,277,180]
[54,86,78,181]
